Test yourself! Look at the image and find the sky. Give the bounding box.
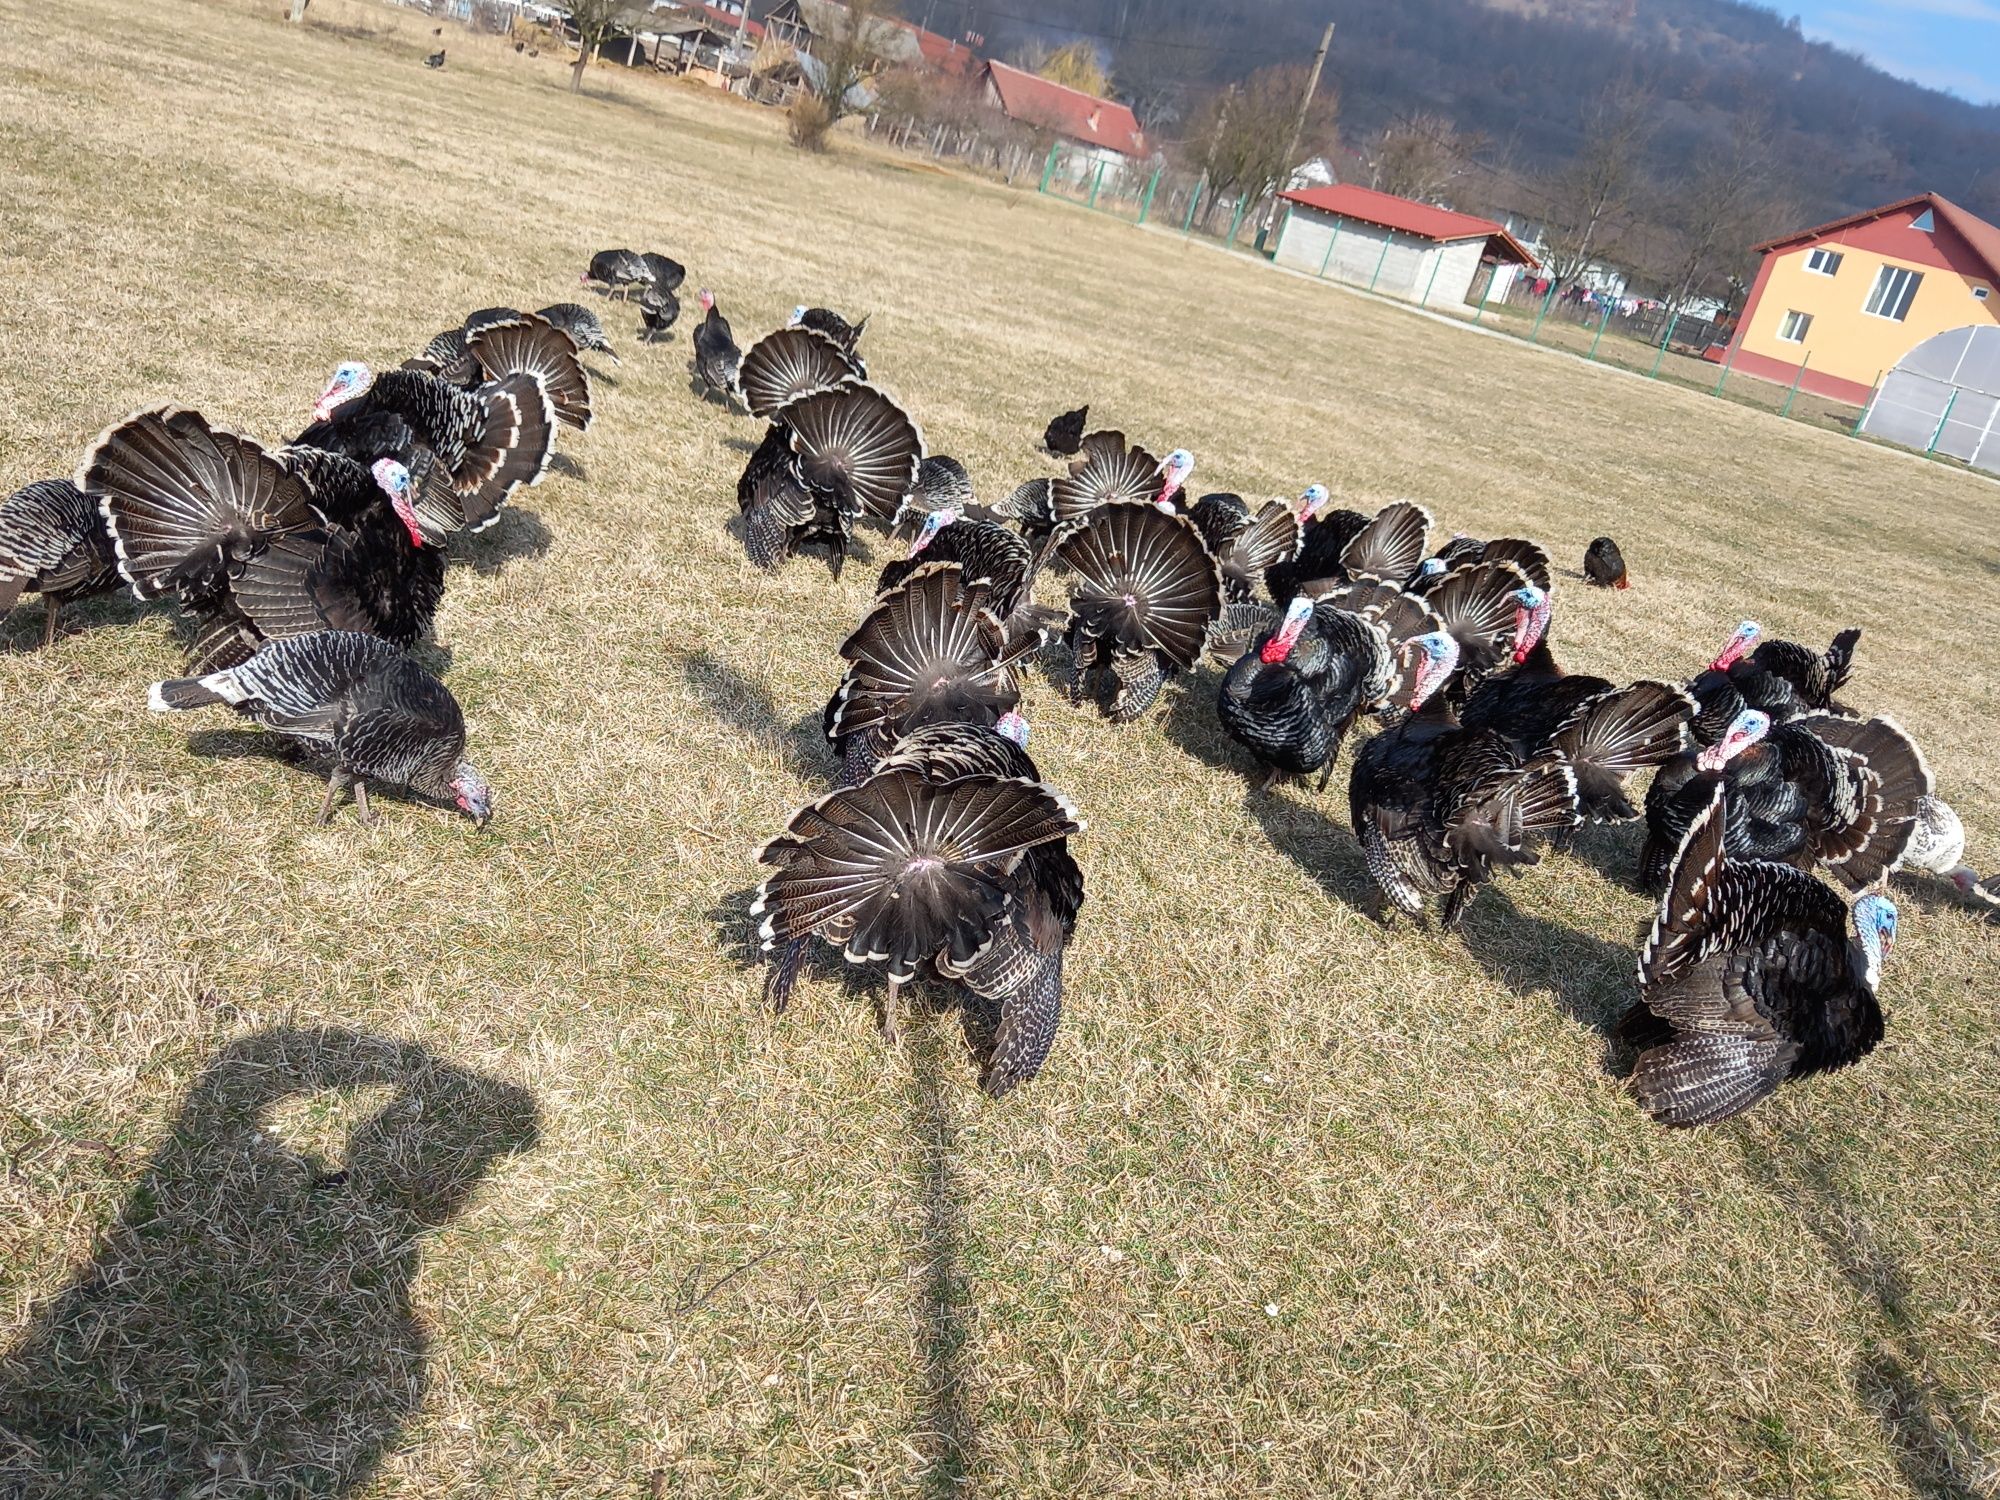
[1791,0,2000,105]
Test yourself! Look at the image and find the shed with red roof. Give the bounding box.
[981,60,1144,163]
[1272,184,1538,310]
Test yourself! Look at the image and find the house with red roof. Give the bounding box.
[980,60,1144,165]
[1721,192,2000,404]
[764,0,975,77]
[1272,184,1539,310]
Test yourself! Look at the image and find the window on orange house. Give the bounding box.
[1805,247,1843,275]
[1778,309,1812,342]
[1864,265,1922,321]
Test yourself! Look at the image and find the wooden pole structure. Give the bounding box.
[1276,22,1335,200]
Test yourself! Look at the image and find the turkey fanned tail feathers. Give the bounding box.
[1550,680,1696,821]
[737,326,862,420]
[467,315,593,431]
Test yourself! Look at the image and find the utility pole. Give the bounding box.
[1279,21,1335,191]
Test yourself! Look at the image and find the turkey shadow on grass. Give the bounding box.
[1,592,153,652]
[0,1026,539,1499]
[1242,782,1381,921]
[1159,665,1257,781]
[453,506,554,574]
[546,454,588,482]
[1733,1131,1997,1498]
[179,731,455,825]
[1557,818,1646,892]
[1456,883,1638,1044]
[721,435,761,456]
[675,650,832,786]
[904,1024,980,1496]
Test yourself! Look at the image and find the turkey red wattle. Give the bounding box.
[1510,586,1550,664]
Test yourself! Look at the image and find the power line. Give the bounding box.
[959,2,1301,60]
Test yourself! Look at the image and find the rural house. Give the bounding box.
[1724,192,2000,403]
[763,0,975,76]
[980,60,1145,166]
[1271,184,1538,309]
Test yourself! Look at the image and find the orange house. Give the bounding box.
[1726,193,2000,404]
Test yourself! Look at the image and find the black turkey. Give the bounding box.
[1349,699,1580,928]
[297,344,560,535]
[1409,536,1553,597]
[583,248,682,300]
[424,48,445,67]
[1619,787,1895,1126]
[423,313,593,432]
[898,456,976,529]
[1460,642,1694,823]
[823,561,1026,783]
[638,284,680,342]
[736,326,861,421]
[1638,708,1928,894]
[1048,433,1192,531]
[149,629,490,827]
[1055,500,1223,722]
[1690,620,1861,740]
[754,719,1083,1097]
[1262,486,1355,603]
[87,409,445,672]
[691,290,742,402]
[736,382,922,575]
[875,509,1050,648]
[0,478,120,646]
[788,305,868,360]
[1335,558,1539,703]
[992,476,1057,550]
[1217,592,1454,791]
[1042,405,1088,458]
[1584,535,1628,588]
[1303,499,1432,588]
[1191,493,1308,603]
[535,302,619,364]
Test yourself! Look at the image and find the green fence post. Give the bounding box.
[1182,179,1204,237]
[1225,197,1247,248]
[1316,217,1343,278]
[1136,166,1161,225]
[1366,234,1393,292]
[1850,370,1883,437]
[1926,386,1960,454]
[1586,300,1612,360]
[1528,284,1556,343]
[1419,251,1443,308]
[1087,160,1106,210]
[1710,338,1740,397]
[1778,351,1810,419]
[1472,264,1497,322]
[1648,312,1680,378]
[1038,144,1059,195]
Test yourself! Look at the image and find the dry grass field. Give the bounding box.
[4,0,2000,1494]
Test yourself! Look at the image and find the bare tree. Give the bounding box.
[791,0,894,150]
[1537,84,1653,287]
[1370,113,1479,202]
[1183,65,1338,236]
[1650,112,1790,316]
[557,0,624,94]
[1116,33,1202,130]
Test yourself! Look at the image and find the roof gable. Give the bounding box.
[983,60,1144,157]
[1755,192,2000,286]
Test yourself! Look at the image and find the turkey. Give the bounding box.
[1349,699,1580,928]
[1325,559,1539,703]
[754,716,1084,1097]
[1584,535,1629,588]
[1638,708,1928,894]
[897,456,976,528]
[638,284,680,342]
[736,382,922,576]
[1041,405,1088,458]
[1262,487,1358,603]
[0,478,120,646]
[1300,499,1432,588]
[1460,642,1694,823]
[534,302,619,364]
[823,561,1028,782]
[1054,500,1223,722]
[690,290,742,402]
[788,305,868,360]
[1048,433,1192,531]
[1218,590,1456,791]
[297,337,561,535]
[414,313,594,433]
[1408,535,1552,597]
[1190,490,1310,603]
[1619,787,1894,1126]
[86,408,444,672]
[992,476,1057,550]
[875,509,1051,649]
[737,326,861,419]
[583,248,683,300]
[1689,620,1861,740]
[424,48,445,67]
[148,630,490,828]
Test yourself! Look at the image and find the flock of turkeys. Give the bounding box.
[3,244,1993,1122]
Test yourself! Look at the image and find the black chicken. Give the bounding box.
[149,630,490,827]
[755,717,1084,1097]
[1041,405,1088,458]
[0,478,120,646]
[1620,787,1896,1126]
[1583,535,1628,588]
[1055,500,1223,722]
[1349,700,1580,927]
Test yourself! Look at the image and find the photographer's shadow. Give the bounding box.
[0,1026,539,1498]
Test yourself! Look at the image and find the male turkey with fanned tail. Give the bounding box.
[0,478,120,646]
[1620,787,1894,1126]
[755,713,1084,1098]
[149,630,490,828]
[736,381,922,577]
[86,408,445,673]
